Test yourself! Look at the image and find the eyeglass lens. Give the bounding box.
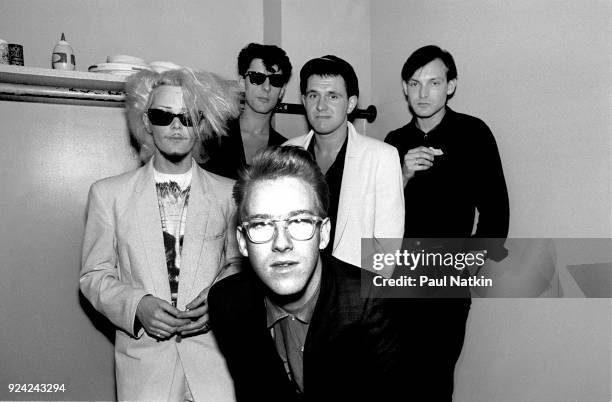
[246,71,285,88]
[247,218,319,243]
[147,109,194,127]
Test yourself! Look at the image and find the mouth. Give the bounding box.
[270,260,299,270]
[257,97,270,103]
[167,134,186,140]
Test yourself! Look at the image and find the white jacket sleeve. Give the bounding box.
[79,182,148,337]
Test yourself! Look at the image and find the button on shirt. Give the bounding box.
[265,284,321,394]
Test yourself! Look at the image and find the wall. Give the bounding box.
[272,0,373,138]
[370,1,611,401]
[0,1,263,400]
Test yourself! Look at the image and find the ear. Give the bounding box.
[318,218,331,250]
[142,111,152,134]
[278,85,286,101]
[347,95,358,115]
[301,94,306,106]
[238,75,246,92]
[402,81,409,97]
[447,79,457,96]
[236,228,249,257]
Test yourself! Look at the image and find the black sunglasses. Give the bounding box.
[244,71,285,88]
[147,109,195,127]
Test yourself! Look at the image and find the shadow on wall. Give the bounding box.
[79,292,116,345]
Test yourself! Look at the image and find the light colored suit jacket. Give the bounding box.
[284,122,405,269]
[80,159,238,401]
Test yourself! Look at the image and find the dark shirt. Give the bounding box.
[201,117,287,179]
[265,284,320,394]
[307,134,348,253]
[385,107,509,244]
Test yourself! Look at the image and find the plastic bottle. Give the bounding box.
[51,33,75,70]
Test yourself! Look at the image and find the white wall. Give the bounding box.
[273,0,373,138]
[370,1,612,401]
[1,0,262,76]
[0,1,263,400]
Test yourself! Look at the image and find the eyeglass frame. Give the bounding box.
[238,214,327,244]
[244,71,286,88]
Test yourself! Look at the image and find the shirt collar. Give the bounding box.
[410,106,453,137]
[265,282,321,328]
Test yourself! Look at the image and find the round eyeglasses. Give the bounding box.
[240,215,325,244]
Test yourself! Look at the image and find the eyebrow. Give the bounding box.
[246,210,315,220]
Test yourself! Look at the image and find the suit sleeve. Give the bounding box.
[361,283,402,398]
[79,182,148,337]
[374,146,405,239]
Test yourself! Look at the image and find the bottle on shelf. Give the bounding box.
[51,33,75,71]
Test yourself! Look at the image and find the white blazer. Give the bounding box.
[285,122,405,269]
[80,159,238,401]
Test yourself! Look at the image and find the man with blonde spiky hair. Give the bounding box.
[80,66,241,401]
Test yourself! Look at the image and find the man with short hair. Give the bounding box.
[285,55,404,269]
[203,43,292,179]
[385,45,510,401]
[80,67,241,401]
[208,146,400,401]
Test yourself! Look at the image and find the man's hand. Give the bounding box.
[176,286,211,336]
[402,146,443,185]
[136,295,190,339]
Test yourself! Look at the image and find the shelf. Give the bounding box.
[0,65,126,106]
[0,65,125,91]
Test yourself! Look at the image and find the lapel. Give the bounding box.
[134,159,171,300]
[333,122,362,251]
[176,163,211,309]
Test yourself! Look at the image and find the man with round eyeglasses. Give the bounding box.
[208,146,401,401]
[80,66,241,401]
[202,43,292,179]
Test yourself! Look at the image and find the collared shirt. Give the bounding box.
[265,284,321,394]
[307,134,348,254]
[384,107,509,240]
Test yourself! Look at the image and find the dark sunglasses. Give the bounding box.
[147,109,195,127]
[244,71,285,88]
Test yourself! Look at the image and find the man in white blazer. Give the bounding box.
[80,67,240,401]
[285,55,404,271]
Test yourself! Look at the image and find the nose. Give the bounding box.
[316,96,327,111]
[261,77,271,92]
[419,84,429,99]
[271,223,293,252]
[170,116,183,128]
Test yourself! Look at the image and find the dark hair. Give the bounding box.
[233,146,330,221]
[401,45,457,83]
[299,55,359,98]
[237,43,292,85]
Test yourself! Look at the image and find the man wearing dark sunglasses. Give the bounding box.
[202,43,292,179]
[208,146,401,401]
[80,67,241,401]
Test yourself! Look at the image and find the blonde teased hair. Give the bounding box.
[125,67,240,163]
